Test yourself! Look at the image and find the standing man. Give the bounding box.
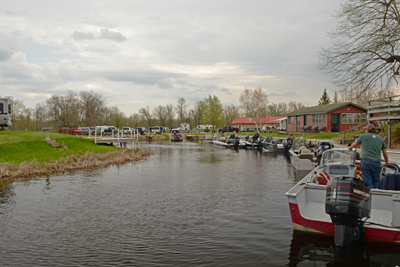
[288,134,295,144]
[253,130,260,143]
[348,124,389,189]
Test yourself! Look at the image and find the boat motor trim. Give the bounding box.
[325,176,371,247]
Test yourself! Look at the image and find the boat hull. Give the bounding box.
[289,150,315,171]
[286,171,400,244]
[288,201,400,244]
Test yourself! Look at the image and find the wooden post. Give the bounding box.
[388,97,392,149]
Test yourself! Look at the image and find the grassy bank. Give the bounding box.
[0,131,152,179]
[0,131,122,164]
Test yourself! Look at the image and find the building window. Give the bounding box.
[312,114,326,124]
[341,113,367,124]
[288,116,294,124]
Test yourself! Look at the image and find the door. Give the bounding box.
[296,116,300,132]
[331,113,340,132]
[304,115,307,127]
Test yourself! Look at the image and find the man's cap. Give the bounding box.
[365,124,375,131]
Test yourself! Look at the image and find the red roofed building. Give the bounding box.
[231,116,287,131]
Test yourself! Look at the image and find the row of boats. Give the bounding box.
[213,133,400,246]
[212,134,288,152]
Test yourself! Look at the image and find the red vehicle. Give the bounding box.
[67,128,83,135]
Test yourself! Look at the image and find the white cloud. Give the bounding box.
[0,0,343,114]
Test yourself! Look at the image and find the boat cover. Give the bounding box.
[378,174,400,190]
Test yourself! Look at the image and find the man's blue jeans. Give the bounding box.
[360,159,381,189]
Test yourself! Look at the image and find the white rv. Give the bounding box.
[181,123,190,133]
[0,96,13,129]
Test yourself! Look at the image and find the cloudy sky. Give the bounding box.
[1,0,344,115]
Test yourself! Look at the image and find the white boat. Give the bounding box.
[212,136,244,149]
[286,148,400,245]
[289,138,315,171]
[262,137,287,153]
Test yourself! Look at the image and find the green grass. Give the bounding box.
[0,131,119,165]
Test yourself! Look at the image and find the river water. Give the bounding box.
[0,141,399,266]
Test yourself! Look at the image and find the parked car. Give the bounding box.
[123,127,133,134]
[135,127,147,135]
[218,125,240,133]
[105,126,119,136]
[149,126,163,134]
[68,128,83,135]
[96,126,111,135]
[79,127,90,135]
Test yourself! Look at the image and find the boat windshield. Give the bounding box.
[316,139,332,146]
[320,150,356,167]
[292,138,307,150]
[265,136,273,142]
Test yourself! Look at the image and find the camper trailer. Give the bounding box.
[0,96,13,130]
[181,123,190,133]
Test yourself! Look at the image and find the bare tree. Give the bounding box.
[267,102,288,116]
[139,106,153,127]
[79,90,105,126]
[223,104,241,125]
[287,101,305,112]
[34,102,47,131]
[153,105,168,126]
[318,0,400,95]
[46,90,79,127]
[22,107,34,130]
[176,98,188,123]
[129,113,141,128]
[165,104,175,128]
[110,105,126,129]
[239,87,268,129]
[11,99,26,130]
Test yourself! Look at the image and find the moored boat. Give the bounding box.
[286,148,400,244]
[289,138,315,171]
[262,137,287,153]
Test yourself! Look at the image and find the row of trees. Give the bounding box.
[10,88,307,132]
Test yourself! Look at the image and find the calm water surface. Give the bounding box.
[0,141,399,266]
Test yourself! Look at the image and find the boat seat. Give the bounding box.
[300,149,311,154]
[299,153,314,161]
[298,146,307,154]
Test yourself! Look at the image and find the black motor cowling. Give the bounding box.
[233,137,240,149]
[325,176,371,247]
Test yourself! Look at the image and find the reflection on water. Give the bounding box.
[288,231,400,266]
[201,153,222,164]
[0,141,399,266]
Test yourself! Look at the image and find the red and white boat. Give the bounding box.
[286,148,400,245]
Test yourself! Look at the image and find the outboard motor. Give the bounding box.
[316,142,332,165]
[233,137,240,149]
[325,176,371,247]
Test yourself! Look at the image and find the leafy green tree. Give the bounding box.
[200,95,224,132]
[318,89,331,106]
